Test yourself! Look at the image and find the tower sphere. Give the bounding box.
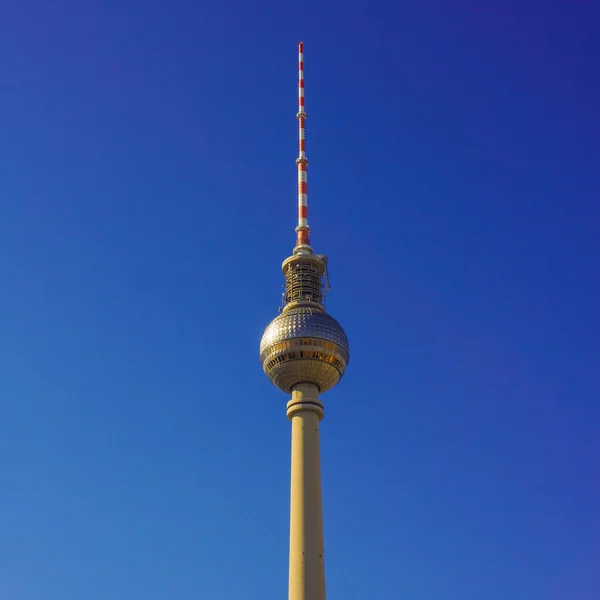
[260,305,350,393]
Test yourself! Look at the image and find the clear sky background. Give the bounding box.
[2,1,599,599]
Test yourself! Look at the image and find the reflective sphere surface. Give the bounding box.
[260,305,350,393]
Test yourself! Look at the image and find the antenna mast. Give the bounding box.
[295,41,310,252]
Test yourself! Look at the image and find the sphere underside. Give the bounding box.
[260,306,349,393]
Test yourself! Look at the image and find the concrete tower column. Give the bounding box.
[286,383,326,600]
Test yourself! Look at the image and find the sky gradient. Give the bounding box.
[2,1,599,599]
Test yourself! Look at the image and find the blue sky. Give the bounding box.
[1,1,599,598]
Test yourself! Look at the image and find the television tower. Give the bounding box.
[260,42,350,600]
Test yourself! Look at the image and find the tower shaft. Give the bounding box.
[287,384,326,600]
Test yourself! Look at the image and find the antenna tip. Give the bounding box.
[299,41,304,50]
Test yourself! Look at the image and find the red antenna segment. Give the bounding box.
[295,41,310,250]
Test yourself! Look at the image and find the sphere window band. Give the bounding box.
[265,351,345,372]
[260,337,348,364]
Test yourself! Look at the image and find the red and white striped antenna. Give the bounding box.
[295,41,310,251]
